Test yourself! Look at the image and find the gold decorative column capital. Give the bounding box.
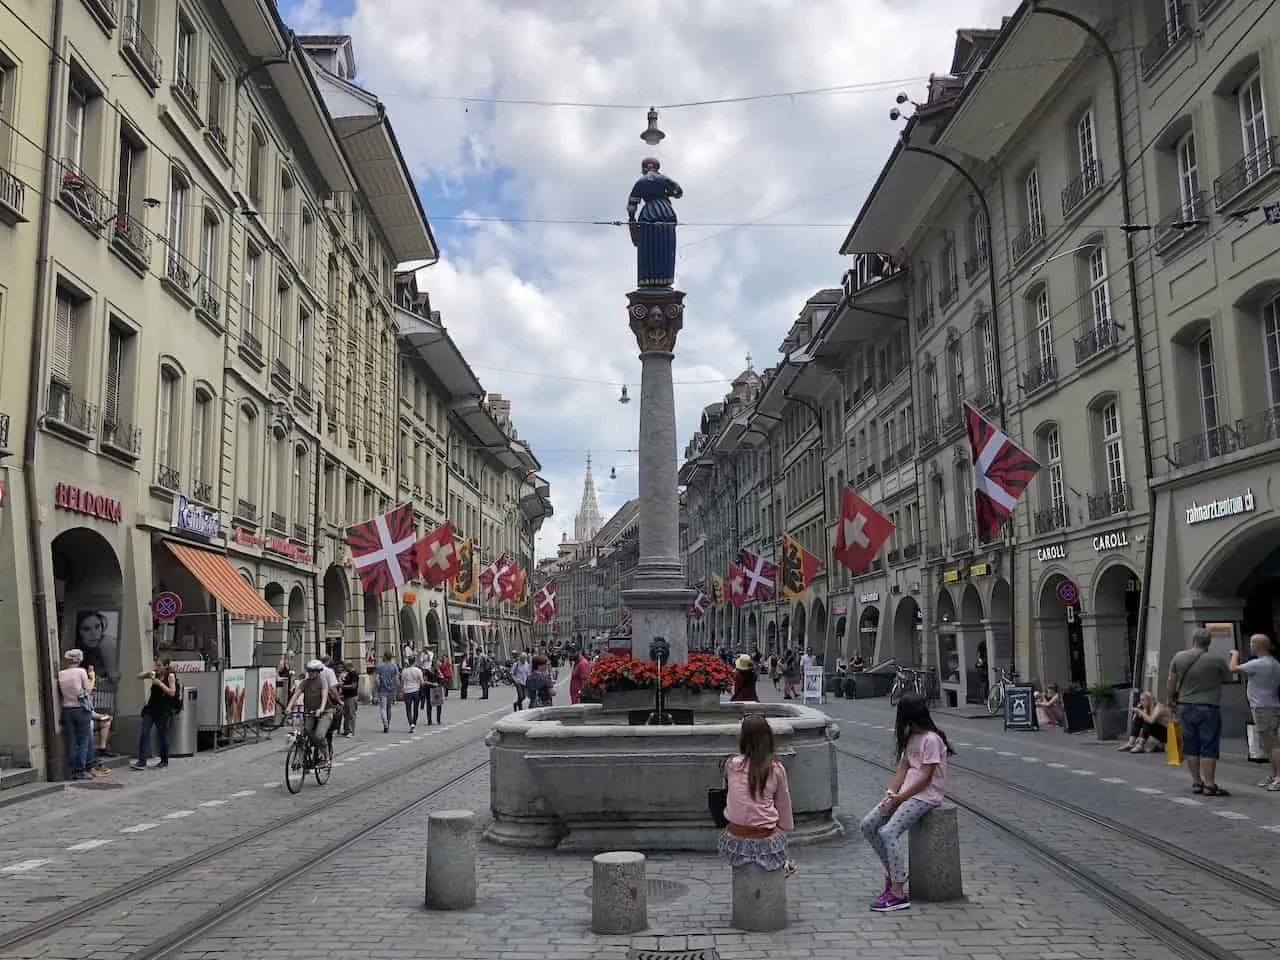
[626,288,686,354]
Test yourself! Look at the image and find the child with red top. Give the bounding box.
[859,692,954,912]
[717,715,796,877]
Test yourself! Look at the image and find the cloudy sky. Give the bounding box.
[282,0,1016,557]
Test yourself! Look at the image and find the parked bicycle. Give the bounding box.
[284,711,332,794]
[986,666,1019,716]
[889,666,926,706]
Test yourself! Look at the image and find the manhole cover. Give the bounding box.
[628,951,719,960]
[69,780,124,790]
[584,878,690,903]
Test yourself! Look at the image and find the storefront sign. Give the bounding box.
[232,528,262,548]
[266,536,313,565]
[1036,543,1066,561]
[833,605,847,616]
[169,660,206,673]
[1185,489,1255,525]
[942,569,961,583]
[857,592,879,604]
[171,495,222,539]
[54,482,122,523]
[1092,530,1130,552]
[969,562,991,577]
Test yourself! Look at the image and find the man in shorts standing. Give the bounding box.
[1231,633,1280,791]
[1167,628,1232,797]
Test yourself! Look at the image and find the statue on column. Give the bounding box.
[627,158,683,289]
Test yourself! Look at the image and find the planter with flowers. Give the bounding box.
[588,653,735,713]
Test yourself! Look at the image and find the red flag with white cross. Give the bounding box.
[535,582,557,622]
[736,549,778,602]
[346,503,418,595]
[965,402,1040,543]
[725,563,750,607]
[831,485,894,575]
[480,553,517,601]
[415,522,460,587]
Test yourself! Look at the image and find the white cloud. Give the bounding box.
[284,0,1016,555]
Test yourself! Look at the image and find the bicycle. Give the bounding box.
[889,666,925,706]
[986,666,1018,716]
[284,711,333,794]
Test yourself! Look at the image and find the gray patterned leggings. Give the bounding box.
[859,797,939,884]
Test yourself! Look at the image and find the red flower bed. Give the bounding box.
[588,652,735,693]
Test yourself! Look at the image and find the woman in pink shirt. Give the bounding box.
[859,692,953,912]
[717,715,796,876]
[56,648,93,780]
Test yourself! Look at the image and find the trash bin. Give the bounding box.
[171,686,198,758]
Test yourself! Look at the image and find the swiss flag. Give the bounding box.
[415,522,459,587]
[726,563,749,607]
[535,582,557,622]
[832,485,894,574]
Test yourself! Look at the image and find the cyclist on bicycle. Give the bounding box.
[285,660,331,750]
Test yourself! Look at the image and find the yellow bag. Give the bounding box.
[1166,719,1183,766]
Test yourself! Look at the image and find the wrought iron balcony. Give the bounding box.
[238,327,264,366]
[1154,192,1208,253]
[269,511,287,534]
[903,542,921,561]
[940,405,964,437]
[880,453,896,473]
[897,441,915,463]
[1171,405,1280,468]
[938,275,959,310]
[196,277,220,321]
[1023,354,1058,395]
[58,160,110,229]
[163,247,194,292]
[887,547,901,564]
[915,305,934,332]
[236,499,258,523]
[295,383,313,410]
[950,533,974,555]
[0,165,25,220]
[1010,217,1046,263]
[963,249,989,281]
[207,123,228,154]
[925,541,945,562]
[1061,159,1102,217]
[971,386,998,413]
[1033,504,1069,534]
[0,412,9,451]
[918,424,940,451]
[271,357,292,387]
[156,464,180,491]
[45,383,97,436]
[1087,483,1132,521]
[1074,320,1119,365]
[112,214,152,266]
[1141,5,1189,77]
[293,522,308,543]
[82,0,118,30]
[101,416,142,457]
[193,479,213,503]
[122,14,162,88]
[173,71,198,111]
[1214,135,1279,209]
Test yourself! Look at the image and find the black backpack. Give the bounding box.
[170,677,184,714]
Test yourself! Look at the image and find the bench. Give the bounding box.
[424,810,477,910]
[907,802,963,901]
[731,862,788,931]
[591,851,648,934]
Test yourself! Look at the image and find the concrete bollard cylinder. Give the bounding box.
[424,810,478,910]
[591,851,648,934]
[907,803,964,902]
[731,863,788,932]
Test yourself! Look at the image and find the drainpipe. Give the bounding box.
[23,0,66,781]
[1030,2,1158,689]
[311,439,322,665]
[785,389,833,667]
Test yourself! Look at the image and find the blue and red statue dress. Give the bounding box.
[627,158,683,288]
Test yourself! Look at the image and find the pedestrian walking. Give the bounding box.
[858,692,954,912]
[569,647,591,704]
[374,652,399,733]
[400,656,423,732]
[526,655,555,707]
[731,654,759,702]
[339,661,359,736]
[56,648,93,781]
[512,652,531,710]
[438,657,453,696]
[1167,628,1232,797]
[717,715,796,879]
[423,665,445,726]
[130,658,178,771]
[478,653,493,699]
[458,654,471,699]
[1230,633,1280,791]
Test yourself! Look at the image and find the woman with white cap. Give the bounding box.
[731,654,759,703]
[56,649,93,780]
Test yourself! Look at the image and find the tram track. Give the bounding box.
[0,731,491,958]
[834,743,1279,960]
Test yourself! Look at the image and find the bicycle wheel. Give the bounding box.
[313,745,332,785]
[285,739,306,794]
[986,683,1004,716]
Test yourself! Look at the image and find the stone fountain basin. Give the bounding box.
[483,700,842,852]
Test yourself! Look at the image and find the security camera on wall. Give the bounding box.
[889,107,901,122]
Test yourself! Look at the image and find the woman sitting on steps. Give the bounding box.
[1118,691,1169,753]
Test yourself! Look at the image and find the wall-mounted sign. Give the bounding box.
[1186,489,1255,525]
[1036,543,1066,562]
[942,569,961,583]
[171,495,222,539]
[1092,530,1130,552]
[857,592,879,604]
[833,605,847,616]
[266,536,313,565]
[232,527,262,548]
[1056,580,1079,605]
[151,591,183,621]
[54,482,122,523]
[969,562,991,577]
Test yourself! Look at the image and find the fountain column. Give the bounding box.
[623,290,694,663]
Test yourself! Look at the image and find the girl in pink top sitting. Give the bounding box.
[859,693,954,912]
[717,715,797,877]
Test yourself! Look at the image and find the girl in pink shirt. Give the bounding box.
[859,693,953,912]
[717,715,796,876]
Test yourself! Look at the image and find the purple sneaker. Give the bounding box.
[871,890,911,912]
[882,875,892,896]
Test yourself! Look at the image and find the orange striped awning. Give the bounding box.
[165,542,283,621]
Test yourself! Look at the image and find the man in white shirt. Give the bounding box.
[400,657,424,732]
[801,648,815,671]
[320,657,341,755]
[511,652,532,710]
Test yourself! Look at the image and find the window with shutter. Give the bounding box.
[192,392,207,484]
[104,328,124,424]
[157,370,175,464]
[51,293,76,385]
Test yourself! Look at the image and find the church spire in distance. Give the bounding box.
[574,452,603,543]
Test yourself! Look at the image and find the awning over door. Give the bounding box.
[165,542,283,621]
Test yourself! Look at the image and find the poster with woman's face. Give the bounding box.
[73,610,120,682]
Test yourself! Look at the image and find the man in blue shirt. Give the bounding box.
[375,652,400,733]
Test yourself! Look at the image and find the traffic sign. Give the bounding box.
[1263,202,1280,225]
[1056,580,1079,605]
[151,591,183,621]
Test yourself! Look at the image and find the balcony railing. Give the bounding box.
[163,246,195,292]
[0,165,25,219]
[112,214,152,266]
[1022,354,1059,395]
[122,14,162,87]
[293,523,308,543]
[1074,320,1120,365]
[0,412,9,451]
[1141,5,1188,77]
[918,424,940,451]
[58,160,110,229]
[193,479,213,503]
[271,357,292,387]
[925,541,945,562]
[1213,136,1280,209]
[173,71,198,110]
[156,464,180,491]
[896,441,915,463]
[45,383,97,436]
[295,383,313,409]
[82,0,119,31]
[950,533,974,555]
[101,416,142,456]
[940,406,964,437]
[236,499,258,523]
[1171,404,1280,468]
[938,275,959,310]
[1033,504,1069,534]
[1087,483,1132,521]
[915,305,934,332]
[971,386,998,413]
[207,123,228,154]
[963,248,989,281]
[1153,192,1208,253]
[239,327,264,365]
[902,542,920,561]
[1061,158,1102,217]
[1010,217,1046,263]
[196,276,220,321]
[269,511,287,534]
[887,547,900,564]
[880,453,896,473]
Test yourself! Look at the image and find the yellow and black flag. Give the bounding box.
[451,537,476,602]
[781,533,821,600]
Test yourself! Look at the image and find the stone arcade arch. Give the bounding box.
[989,578,1013,674]
[1092,561,1142,685]
[834,615,848,656]
[362,592,381,662]
[53,527,125,691]
[1038,572,1085,687]
[858,605,881,661]
[264,583,286,666]
[890,597,918,666]
[746,610,759,649]
[766,620,778,652]
[810,598,827,659]
[957,583,986,694]
[285,585,307,662]
[935,589,957,681]
[792,603,807,651]
[425,608,442,647]
[322,565,348,661]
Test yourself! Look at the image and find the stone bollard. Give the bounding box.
[591,851,648,934]
[907,803,963,902]
[731,863,788,932]
[424,810,477,910]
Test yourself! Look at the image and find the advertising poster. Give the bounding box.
[221,668,247,725]
[802,665,824,704]
[257,667,279,723]
[71,609,120,682]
